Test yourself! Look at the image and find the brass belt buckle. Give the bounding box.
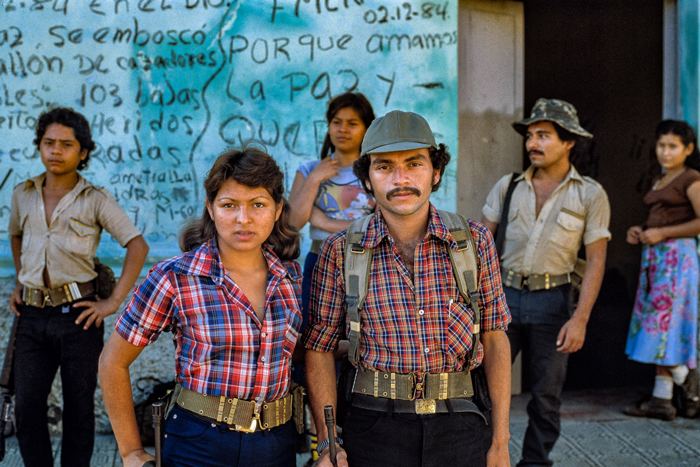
[415,399,436,414]
[235,403,261,433]
[235,417,257,433]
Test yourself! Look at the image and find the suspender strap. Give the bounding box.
[344,215,374,368]
[437,210,481,366]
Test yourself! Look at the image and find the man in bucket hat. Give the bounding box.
[481,99,611,466]
[304,110,512,467]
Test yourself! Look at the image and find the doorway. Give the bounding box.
[459,0,666,390]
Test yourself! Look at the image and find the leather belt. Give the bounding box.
[501,268,571,291]
[176,387,292,432]
[352,370,473,401]
[351,393,484,418]
[309,239,323,255]
[23,281,95,308]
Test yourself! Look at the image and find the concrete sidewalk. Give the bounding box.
[509,388,700,467]
[1,388,698,466]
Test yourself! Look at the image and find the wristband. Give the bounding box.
[316,437,343,456]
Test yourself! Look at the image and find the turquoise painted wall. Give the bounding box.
[0,0,459,275]
[679,0,700,129]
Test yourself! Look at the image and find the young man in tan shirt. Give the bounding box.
[8,107,149,467]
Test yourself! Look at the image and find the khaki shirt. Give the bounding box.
[8,173,142,289]
[482,166,611,276]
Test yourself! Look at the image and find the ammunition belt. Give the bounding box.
[23,281,95,308]
[351,369,473,401]
[501,268,571,291]
[176,387,292,432]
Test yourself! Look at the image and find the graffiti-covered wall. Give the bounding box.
[0,0,459,274]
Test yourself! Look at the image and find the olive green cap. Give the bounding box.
[361,110,437,156]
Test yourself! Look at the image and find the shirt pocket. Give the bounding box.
[550,209,584,248]
[445,300,475,362]
[68,217,98,257]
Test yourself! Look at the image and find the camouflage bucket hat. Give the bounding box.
[512,98,593,138]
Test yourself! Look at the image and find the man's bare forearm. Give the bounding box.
[305,348,339,441]
[572,238,607,324]
[481,331,511,448]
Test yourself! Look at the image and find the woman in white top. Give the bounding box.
[288,93,375,464]
[288,92,376,327]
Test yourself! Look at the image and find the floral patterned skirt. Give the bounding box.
[625,238,698,368]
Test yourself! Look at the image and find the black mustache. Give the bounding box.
[529,150,544,157]
[386,187,421,199]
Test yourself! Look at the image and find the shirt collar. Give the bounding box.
[356,204,459,251]
[24,172,92,194]
[521,164,583,184]
[173,238,290,281]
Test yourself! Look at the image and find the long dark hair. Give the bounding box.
[179,147,300,261]
[656,120,700,171]
[319,92,375,159]
[34,107,96,170]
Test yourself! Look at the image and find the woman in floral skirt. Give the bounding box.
[624,120,700,420]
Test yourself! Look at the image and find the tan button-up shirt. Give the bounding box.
[482,166,611,276]
[8,173,142,289]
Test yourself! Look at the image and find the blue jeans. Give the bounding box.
[162,405,296,467]
[505,285,572,467]
[14,299,103,467]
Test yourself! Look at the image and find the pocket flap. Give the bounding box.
[556,210,584,231]
[69,217,96,236]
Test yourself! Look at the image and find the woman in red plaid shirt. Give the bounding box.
[99,147,302,467]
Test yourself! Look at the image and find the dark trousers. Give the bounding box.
[342,405,492,467]
[505,285,571,467]
[14,299,103,467]
[162,406,296,467]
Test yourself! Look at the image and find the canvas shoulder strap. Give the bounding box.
[343,215,374,368]
[494,173,520,258]
[436,210,481,366]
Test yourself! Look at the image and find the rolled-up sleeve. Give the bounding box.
[96,190,142,247]
[8,184,22,237]
[115,265,176,347]
[471,222,511,333]
[302,233,347,353]
[583,184,612,245]
[482,174,513,224]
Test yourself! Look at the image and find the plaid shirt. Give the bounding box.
[303,205,510,374]
[115,239,302,402]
